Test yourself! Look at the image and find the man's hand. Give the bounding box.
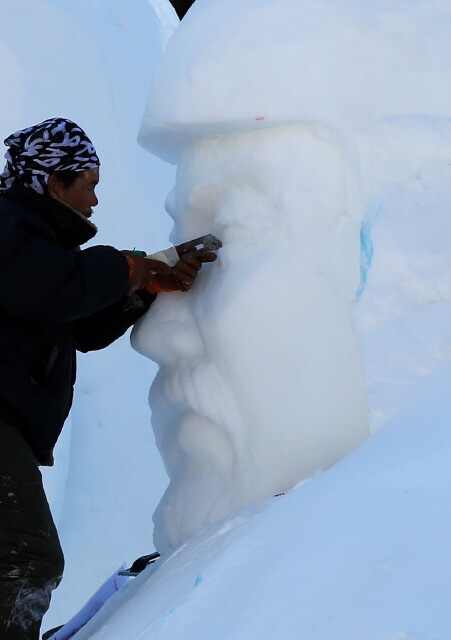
[121,250,171,293]
[158,253,217,292]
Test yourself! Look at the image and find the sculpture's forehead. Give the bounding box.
[140,0,451,162]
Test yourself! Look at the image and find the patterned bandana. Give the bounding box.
[0,117,100,195]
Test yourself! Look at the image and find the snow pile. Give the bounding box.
[73,369,451,640]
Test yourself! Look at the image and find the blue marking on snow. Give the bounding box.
[356,199,383,299]
[357,223,373,299]
[195,574,203,587]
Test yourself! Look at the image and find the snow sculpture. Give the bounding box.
[131,0,449,552]
[133,124,369,551]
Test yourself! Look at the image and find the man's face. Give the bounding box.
[48,167,99,217]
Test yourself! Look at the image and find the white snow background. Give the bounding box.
[1,1,451,639]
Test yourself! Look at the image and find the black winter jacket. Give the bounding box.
[0,186,156,463]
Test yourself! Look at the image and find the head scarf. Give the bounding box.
[0,117,100,195]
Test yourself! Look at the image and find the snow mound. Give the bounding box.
[74,365,451,640]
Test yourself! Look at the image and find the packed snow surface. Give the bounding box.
[0,0,450,638]
[71,370,451,640]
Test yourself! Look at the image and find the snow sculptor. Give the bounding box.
[132,123,368,551]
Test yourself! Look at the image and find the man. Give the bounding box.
[0,117,215,639]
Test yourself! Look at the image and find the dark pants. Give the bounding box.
[0,420,64,639]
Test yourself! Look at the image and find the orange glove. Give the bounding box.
[156,253,218,292]
[121,251,171,294]
[122,250,217,294]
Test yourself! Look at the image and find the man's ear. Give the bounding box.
[47,174,59,198]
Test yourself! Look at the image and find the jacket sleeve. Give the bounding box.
[74,289,156,352]
[0,216,130,324]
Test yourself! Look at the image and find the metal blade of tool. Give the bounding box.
[147,234,222,267]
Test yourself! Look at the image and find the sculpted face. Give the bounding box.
[132,0,450,553]
[132,124,369,551]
